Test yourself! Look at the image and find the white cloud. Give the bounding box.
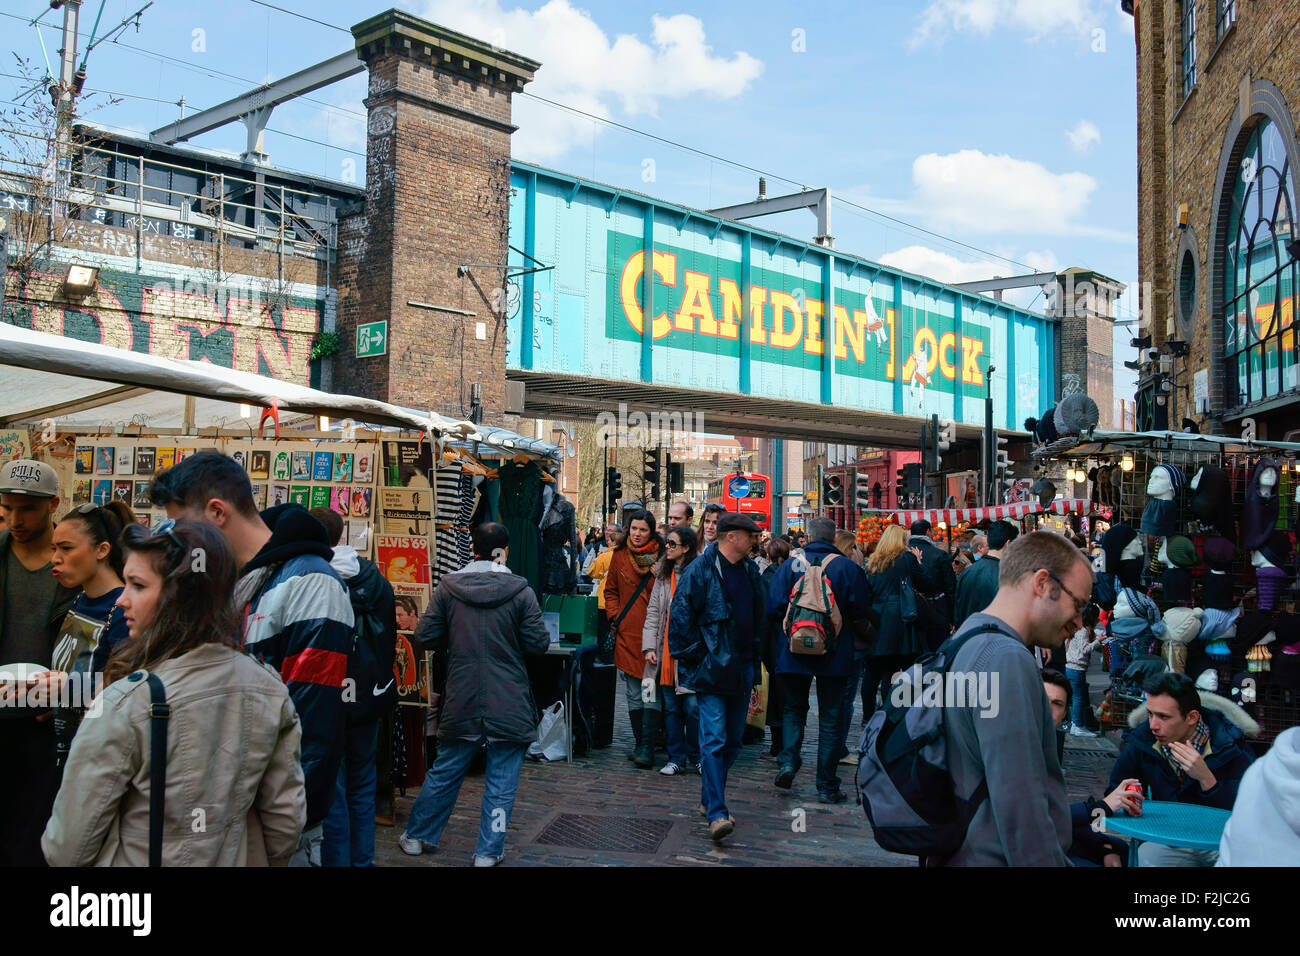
[910,0,1108,47]
[910,149,1098,235]
[1065,119,1101,152]
[417,0,763,162]
[877,245,1063,310]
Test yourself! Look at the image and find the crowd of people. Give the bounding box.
[1,450,1294,866]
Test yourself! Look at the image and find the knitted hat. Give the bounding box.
[1241,458,1282,551]
[1101,524,1138,572]
[1258,529,1294,569]
[1162,606,1203,645]
[1202,536,1236,570]
[1162,566,1194,604]
[1164,535,1199,568]
[1233,611,1277,653]
[1115,588,1163,630]
[1189,465,1235,540]
[1194,669,1219,692]
[1198,606,1241,642]
[1152,463,1186,494]
[1229,672,1260,717]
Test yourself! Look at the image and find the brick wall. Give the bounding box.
[335,12,537,426]
[1134,1,1300,434]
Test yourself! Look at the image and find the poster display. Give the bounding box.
[0,429,30,463]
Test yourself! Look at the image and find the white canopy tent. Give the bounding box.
[0,323,560,459]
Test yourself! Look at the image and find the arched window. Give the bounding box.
[1223,116,1298,407]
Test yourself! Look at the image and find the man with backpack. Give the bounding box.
[312,507,397,867]
[765,516,871,803]
[908,520,956,647]
[857,531,1089,866]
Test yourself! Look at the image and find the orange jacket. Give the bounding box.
[604,546,658,679]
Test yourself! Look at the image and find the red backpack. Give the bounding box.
[782,554,842,656]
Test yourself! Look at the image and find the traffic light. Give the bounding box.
[903,463,923,497]
[932,415,954,472]
[642,448,661,499]
[666,455,684,494]
[994,432,1010,471]
[824,474,843,506]
[854,472,872,508]
[895,465,908,502]
[606,466,622,510]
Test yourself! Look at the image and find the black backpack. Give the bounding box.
[856,623,1002,861]
[345,560,398,725]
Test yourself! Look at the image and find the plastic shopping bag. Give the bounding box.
[527,701,569,761]
[746,665,769,729]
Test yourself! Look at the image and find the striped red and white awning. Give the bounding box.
[891,498,1095,526]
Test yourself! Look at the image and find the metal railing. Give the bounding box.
[0,127,340,266]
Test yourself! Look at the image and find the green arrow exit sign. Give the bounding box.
[356,320,387,358]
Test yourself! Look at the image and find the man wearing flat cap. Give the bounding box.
[668,511,765,843]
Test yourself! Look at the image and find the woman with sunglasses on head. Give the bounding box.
[641,525,701,774]
[42,519,306,866]
[42,501,135,771]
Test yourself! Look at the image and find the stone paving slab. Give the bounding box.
[375,672,1121,868]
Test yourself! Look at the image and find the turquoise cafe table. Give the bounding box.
[1103,801,1232,866]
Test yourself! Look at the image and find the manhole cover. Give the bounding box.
[533,814,675,854]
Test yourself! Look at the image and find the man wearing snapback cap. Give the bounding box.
[0,459,77,865]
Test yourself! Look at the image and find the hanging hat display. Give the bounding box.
[1140,465,1185,537]
[1229,671,1260,719]
[1198,606,1241,642]
[1200,536,1236,609]
[1246,645,1272,673]
[1188,465,1235,540]
[1240,457,1282,551]
[1253,530,1293,611]
[1054,393,1100,437]
[1165,535,1199,568]
[1160,606,1202,673]
[1194,669,1219,693]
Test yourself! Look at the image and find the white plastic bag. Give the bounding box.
[527,701,568,761]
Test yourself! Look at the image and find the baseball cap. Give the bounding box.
[717,512,761,535]
[0,459,59,498]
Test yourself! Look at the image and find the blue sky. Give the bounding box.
[2,0,1141,406]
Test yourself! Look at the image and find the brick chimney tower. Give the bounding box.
[336,9,538,423]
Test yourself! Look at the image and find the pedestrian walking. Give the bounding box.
[861,524,927,727]
[758,537,790,759]
[668,513,765,842]
[0,459,77,866]
[603,509,664,764]
[938,531,1092,865]
[641,524,700,774]
[766,516,871,804]
[1064,604,1103,737]
[311,507,397,867]
[952,520,1019,627]
[698,502,724,547]
[400,523,550,866]
[907,520,956,647]
[42,519,306,866]
[150,450,353,865]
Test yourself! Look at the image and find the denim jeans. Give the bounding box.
[696,691,750,823]
[405,739,528,860]
[834,656,868,760]
[778,673,847,793]
[1066,667,1097,730]
[322,721,378,867]
[661,689,699,766]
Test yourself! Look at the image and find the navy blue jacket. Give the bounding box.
[1107,709,1255,810]
[667,542,763,695]
[765,541,871,677]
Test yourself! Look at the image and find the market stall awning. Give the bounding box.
[886,498,1097,527]
[0,324,560,460]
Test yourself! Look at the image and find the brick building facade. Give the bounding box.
[1125,0,1300,439]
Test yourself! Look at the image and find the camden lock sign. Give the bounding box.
[605,231,988,390]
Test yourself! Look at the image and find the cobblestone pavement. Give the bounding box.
[375,661,1122,867]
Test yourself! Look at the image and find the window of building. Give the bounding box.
[1222,117,1298,407]
[1177,247,1197,334]
[1181,0,1197,99]
[1216,0,1236,39]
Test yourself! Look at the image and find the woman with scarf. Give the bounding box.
[604,509,664,763]
[641,525,700,773]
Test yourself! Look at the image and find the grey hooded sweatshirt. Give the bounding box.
[414,560,551,744]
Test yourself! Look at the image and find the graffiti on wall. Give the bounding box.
[3,266,323,385]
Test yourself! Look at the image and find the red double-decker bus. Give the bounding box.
[706,473,771,530]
